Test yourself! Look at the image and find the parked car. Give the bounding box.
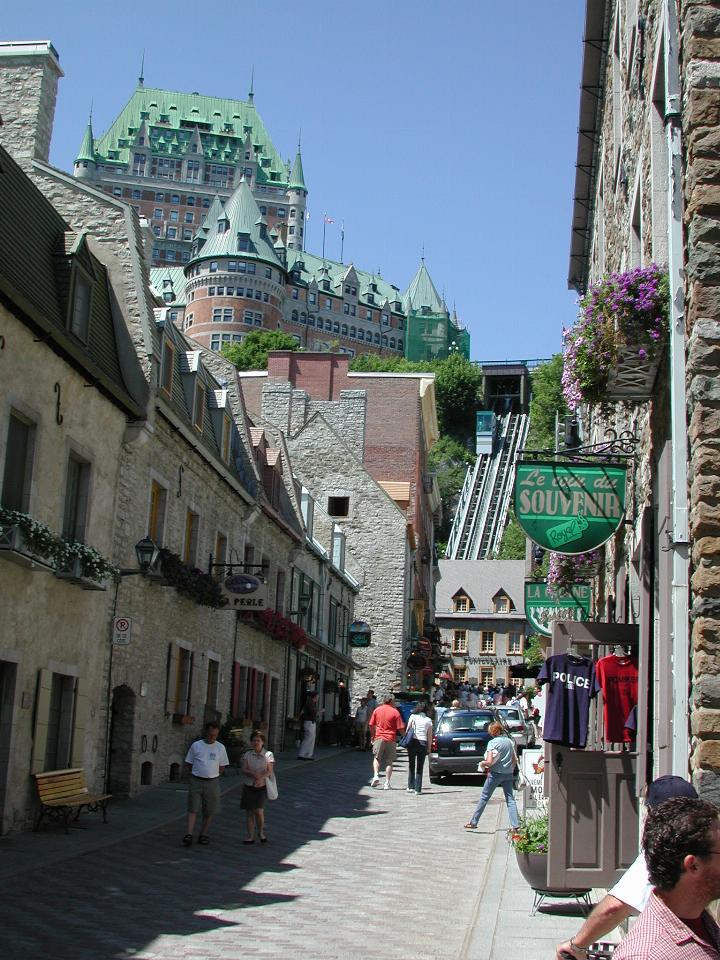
[496,706,536,753]
[393,691,433,725]
[429,709,509,783]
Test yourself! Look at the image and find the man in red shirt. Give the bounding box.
[613,796,720,959]
[369,694,405,790]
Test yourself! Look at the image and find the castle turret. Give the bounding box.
[287,137,307,252]
[74,116,97,180]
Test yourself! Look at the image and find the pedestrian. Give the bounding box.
[556,775,699,959]
[463,720,519,831]
[365,688,378,748]
[612,796,720,959]
[240,730,275,844]
[354,696,370,751]
[404,701,433,795]
[297,691,320,760]
[369,694,405,790]
[182,720,229,847]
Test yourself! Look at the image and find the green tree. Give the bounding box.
[496,511,527,560]
[523,634,545,668]
[526,354,567,451]
[222,330,301,371]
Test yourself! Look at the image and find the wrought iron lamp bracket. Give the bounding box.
[521,429,638,463]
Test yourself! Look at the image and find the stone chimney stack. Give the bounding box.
[0,41,63,170]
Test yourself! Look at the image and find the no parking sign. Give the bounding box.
[112,617,132,645]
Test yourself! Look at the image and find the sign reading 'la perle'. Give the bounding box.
[514,461,627,553]
[524,581,592,637]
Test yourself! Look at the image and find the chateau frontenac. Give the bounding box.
[74,79,470,361]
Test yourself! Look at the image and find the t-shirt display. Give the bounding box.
[537,653,597,748]
[594,654,639,743]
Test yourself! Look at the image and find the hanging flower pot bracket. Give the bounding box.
[606,343,661,400]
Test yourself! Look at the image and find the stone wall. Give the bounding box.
[681,0,720,799]
[0,44,62,171]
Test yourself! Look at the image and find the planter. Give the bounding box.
[0,523,54,571]
[605,343,661,401]
[515,851,593,916]
[54,556,108,591]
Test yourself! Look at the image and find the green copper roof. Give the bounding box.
[195,194,225,241]
[289,149,306,190]
[402,261,446,316]
[190,177,283,268]
[93,86,288,182]
[75,118,96,164]
[286,250,404,308]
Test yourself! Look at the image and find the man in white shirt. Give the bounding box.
[183,721,229,847]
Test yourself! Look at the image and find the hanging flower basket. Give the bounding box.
[55,541,119,590]
[0,515,56,570]
[562,264,669,410]
[547,551,601,597]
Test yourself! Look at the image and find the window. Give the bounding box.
[221,417,231,462]
[480,631,495,654]
[214,531,227,571]
[166,644,193,714]
[112,186,122,197]
[166,251,176,262]
[148,480,167,544]
[265,268,272,279]
[155,192,164,202]
[182,228,192,240]
[210,262,218,273]
[132,189,141,200]
[508,633,523,654]
[2,411,35,511]
[325,298,332,309]
[167,227,177,239]
[184,212,193,223]
[184,510,199,566]
[343,303,350,315]
[212,307,234,323]
[193,381,206,431]
[160,339,174,394]
[277,207,286,218]
[382,313,390,326]
[62,453,91,542]
[480,667,495,688]
[187,196,195,206]
[153,208,162,219]
[494,595,510,613]
[211,336,221,351]
[308,292,316,305]
[452,630,468,654]
[70,274,92,341]
[243,310,262,325]
[324,496,349,520]
[44,672,78,769]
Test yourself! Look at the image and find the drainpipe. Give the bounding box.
[665,0,690,776]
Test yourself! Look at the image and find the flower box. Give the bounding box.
[55,556,108,591]
[0,523,54,571]
[605,343,661,401]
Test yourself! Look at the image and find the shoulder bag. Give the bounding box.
[399,717,416,748]
[511,741,528,791]
[264,751,278,800]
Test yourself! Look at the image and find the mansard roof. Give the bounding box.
[286,250,404,311]
[93,85,288,183]
[402,260,446,316]
[436,560,527,617]
[0,143,146,418]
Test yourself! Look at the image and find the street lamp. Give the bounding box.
[134,537,160,574]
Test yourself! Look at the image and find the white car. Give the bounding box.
[497,706,536,752]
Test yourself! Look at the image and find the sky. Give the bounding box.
[4,0,586,362]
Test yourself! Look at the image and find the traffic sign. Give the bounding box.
[113,617,132,645]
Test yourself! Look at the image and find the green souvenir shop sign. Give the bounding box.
[524,581,592,638]
[514,461,627,553]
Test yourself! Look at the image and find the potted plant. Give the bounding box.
[508,813,550,889]
[54,539,119,589]
[562,263,669,409]
[0,508,58,567]
[546,550,601,597]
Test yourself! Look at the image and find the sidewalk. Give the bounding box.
[0,742,348,881]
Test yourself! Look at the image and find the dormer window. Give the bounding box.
[160,339,175,394]
[494,595,510,614]
[193,381,206,432]
[70,273,92,342]
[453,594,470,613]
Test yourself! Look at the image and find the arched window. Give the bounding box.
[390,338,396,349]
[350,326,356,338]
[382,335,388,346]
[398,338,403,350]
[325,319,333,331]
[358,329,365,341]
[291,309,298,322]
[341,324,347,336]
[374,332,380,344]
[333,322,340,334]
[300,312,307,324]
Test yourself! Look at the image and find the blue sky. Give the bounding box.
[4,0,585,362]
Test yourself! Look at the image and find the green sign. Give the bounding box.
[349,620,371,648]
[514,461,627,554]
[524,581,592,637]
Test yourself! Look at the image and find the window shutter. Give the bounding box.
[31,669,53,774]
[165,643,179,714]
[70,677,89,768]
[187,652,197,716]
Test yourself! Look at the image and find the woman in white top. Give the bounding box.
[405,702,434,794]
[240,730,275,844]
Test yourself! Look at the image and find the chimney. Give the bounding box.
[0,41,63,170]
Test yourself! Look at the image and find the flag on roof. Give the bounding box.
[323,215,334,224]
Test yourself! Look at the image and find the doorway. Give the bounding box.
[108,684,136,798]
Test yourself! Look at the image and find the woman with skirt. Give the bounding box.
[241,730,274,843]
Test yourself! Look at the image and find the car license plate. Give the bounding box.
[459,743,475,752]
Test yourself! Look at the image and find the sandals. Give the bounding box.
[464,823,477,830]
[260,836,268,843]
[243,839,255,845]
[182,834,193,847]
[197,835,210,845]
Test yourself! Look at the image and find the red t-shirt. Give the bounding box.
[594,654,639,743]
[369,704,404,742]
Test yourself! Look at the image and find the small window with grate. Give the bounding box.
[327,496,349,518]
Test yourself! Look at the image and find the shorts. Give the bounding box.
[188,776,221,816]
[372,738,397,766]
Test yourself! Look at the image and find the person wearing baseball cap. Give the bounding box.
[556,775,700,960]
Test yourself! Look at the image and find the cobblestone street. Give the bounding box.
[0,750,585,960]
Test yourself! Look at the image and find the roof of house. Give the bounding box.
[436,560,527,616]
[286,249,404,309]
[402,260,446,316]
[92,85,288,184]
[0,143,147,418]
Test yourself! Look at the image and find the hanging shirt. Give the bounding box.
[594,654,639,744]
[537,653,597,748]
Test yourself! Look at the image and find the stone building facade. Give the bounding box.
[567,0,720,796]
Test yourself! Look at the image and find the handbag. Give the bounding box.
[265,773,278,800]
[511,744,528,791]
[399,717,415,748]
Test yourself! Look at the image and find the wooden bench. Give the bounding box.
[33,768,111,834]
